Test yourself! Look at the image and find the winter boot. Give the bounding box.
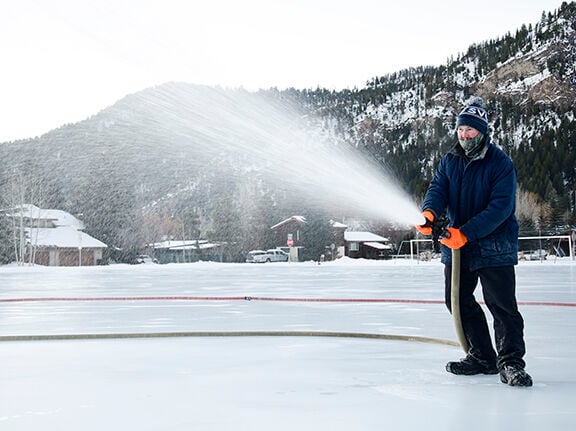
[446,356,498,375]
[500,364,533,387]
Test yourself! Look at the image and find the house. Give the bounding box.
[270,216,351,261]
[270,216,307,261]
[344,231,393,259]
[270,215,307,247]
[329,220,347,259]
[6,204,107,266]
[148,239,222,263]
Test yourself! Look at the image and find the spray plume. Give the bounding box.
[133,84,424,226]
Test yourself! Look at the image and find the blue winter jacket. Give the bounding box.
[422,139,519,271]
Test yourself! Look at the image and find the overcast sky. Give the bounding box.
[0,0,564,142]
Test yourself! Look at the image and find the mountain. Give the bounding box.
[1,2,574,263]
[0,85,338,262]
[291,2,576,229]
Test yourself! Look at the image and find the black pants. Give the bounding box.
[444,264,526,369]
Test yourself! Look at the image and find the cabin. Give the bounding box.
[270,216,306,261]
[6,204,107,266]
[344,231,393,259]
[270,215,307,247]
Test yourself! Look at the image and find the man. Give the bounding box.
[416,97,532,387]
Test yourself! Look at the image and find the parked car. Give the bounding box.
[245,249,289,263]
[245,250,270,263]
[265,249,289,262]
[136,254,158,264]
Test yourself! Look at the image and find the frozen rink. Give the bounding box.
[1,258,575,430]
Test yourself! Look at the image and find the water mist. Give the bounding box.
[133,84,424,227]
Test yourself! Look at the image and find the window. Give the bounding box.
[349,242,359,251]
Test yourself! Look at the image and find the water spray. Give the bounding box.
[135,84,424,226]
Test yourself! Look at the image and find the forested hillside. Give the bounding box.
[0,2,574,263]
[289,2,575,230]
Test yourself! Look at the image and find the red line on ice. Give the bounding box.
[0,296,574,307]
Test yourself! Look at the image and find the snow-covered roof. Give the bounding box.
[151,240,219,250]
[344,231,389,242]
[26,227,107,248]
[9,204,85,229]
[270,215,307,230]
[330,220,348,229]
[364,241,392,250]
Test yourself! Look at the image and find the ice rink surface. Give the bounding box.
[1,258,575,430]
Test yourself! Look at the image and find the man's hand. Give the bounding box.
[415,210,435,235]
[439,227,468,249]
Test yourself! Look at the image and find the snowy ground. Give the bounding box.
[1,258,575,430]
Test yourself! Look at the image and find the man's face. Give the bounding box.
[457,125,480,140]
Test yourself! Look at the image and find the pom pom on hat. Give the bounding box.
[456,96,489,136]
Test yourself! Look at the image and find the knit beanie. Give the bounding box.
[456,96,489,136]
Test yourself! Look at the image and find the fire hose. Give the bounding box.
[431,216,469,353]
[451,248,470,353]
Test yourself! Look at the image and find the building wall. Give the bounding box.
[272,223,305,248]
[345,242,391,260]
[31,247,102,266]
[34,250,50,266]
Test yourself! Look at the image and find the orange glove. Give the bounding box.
[439,227,468,249]
[415,210,435,235]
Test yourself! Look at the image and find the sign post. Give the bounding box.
[287,234,293,262]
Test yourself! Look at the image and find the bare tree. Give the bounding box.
[0,168,47,265]
[516,187,551,232]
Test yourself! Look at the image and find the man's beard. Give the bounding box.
[459,132,485,158]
